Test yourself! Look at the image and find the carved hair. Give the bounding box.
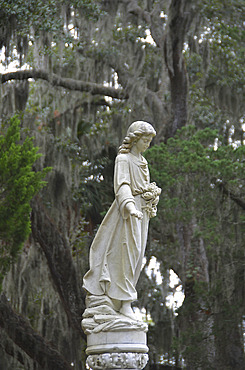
[118,121,156,154]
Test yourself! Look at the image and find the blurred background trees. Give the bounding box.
[0,1,244,369]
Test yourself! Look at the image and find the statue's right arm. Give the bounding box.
[114,154,143,220]
[114,155,134,218]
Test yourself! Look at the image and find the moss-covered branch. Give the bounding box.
[218,182,245,210]
[1,69,128,99]
[121,0,151,23]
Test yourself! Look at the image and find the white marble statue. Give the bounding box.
[82,121,161,331]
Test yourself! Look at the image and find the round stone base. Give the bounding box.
[86,330,148,355]
[86,352,149,370]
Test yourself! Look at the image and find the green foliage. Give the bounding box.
[206,19,244,91]
[0,0,103,35]
[70,0,103,20]
[147,125,245,223]
[146,126,245,364]
[0,0,63,35]
[146,125,245,276]
[112,23,148,43]
[0,116,51,287]
[0,0,103,64]
[185,0,245,145]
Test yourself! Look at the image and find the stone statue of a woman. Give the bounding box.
[83,121,161,327]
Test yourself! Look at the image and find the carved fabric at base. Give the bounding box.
[82,295,147,334]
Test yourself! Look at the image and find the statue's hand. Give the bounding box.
[131,209,143,220]
[126,202,143,220]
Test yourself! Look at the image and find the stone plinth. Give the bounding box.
[86,330,148,370]
[86,330,148,354]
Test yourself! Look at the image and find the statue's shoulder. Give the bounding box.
[116,153,130,163]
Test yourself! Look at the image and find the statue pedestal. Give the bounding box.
[82,295,149,369]
[86,330,148,370]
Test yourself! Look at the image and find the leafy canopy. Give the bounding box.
[146,126,245,262]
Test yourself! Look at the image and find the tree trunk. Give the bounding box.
[164,0,197,138]
[213,307,245,370]
[176,219,215,369]
[31,197,86,339]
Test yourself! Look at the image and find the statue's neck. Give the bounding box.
[130,147,141,158]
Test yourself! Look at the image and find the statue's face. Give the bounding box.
[134,135,153,153]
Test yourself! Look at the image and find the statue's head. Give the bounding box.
[118,121,156,154]
[126,121,156,137]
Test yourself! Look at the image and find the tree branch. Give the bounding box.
[218,182,245,210]
[121,0,151,23]
[1,69,128,99]
[0,293,72,370]
[121,0,165,48]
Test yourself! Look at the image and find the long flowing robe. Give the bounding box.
[83,152,151,301]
